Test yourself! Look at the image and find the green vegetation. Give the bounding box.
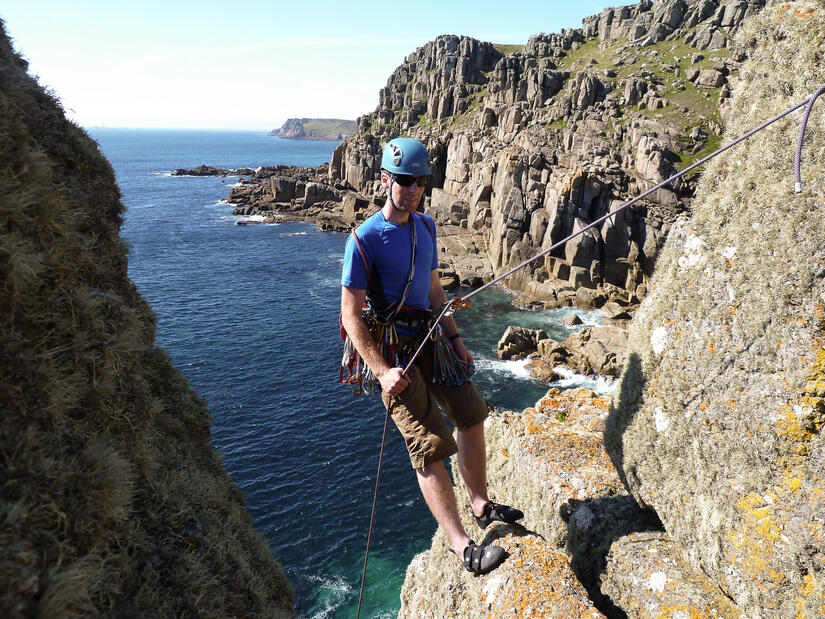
[557,37,620,71]
[545,118,569,132]
[494,43,525,56]
[674,132,723,173]
[301,118,355,136]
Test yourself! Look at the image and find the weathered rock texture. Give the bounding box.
[228,0,764,304]
[606,3,825,616]
[325,0,764,304]
[400,390,732,616]
[0,22,295,617]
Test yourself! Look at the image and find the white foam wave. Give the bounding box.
[475,356,532,379]
[305,573,352,619]
[550,366,617,394]
[237,214,266,223]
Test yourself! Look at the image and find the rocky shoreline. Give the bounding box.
[172,164,255,177]
[214,0,825,615]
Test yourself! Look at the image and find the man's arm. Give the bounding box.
[428,270,473,365]
[341,285,409,396]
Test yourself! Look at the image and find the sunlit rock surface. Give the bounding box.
[606,3,825,615]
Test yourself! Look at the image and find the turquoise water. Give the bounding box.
[91,128,609,617]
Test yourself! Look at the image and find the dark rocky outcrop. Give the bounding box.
[0,21,295,617]
[172,164,255,176]
[606,3,825,616]
[270,118,356,141]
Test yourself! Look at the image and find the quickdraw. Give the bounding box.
[430,320,475,387]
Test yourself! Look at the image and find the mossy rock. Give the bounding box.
[606,4,825,616]
[0,20,295,617]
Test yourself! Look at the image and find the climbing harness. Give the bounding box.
[340,212,474,396]
[355,84,824,619]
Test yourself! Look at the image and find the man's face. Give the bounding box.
[382,171,426,213]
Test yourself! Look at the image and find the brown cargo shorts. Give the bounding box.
[381,349,491,470]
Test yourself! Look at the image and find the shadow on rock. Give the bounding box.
[604,352,645,494]
[563,494,663,618]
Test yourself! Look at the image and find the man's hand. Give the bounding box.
[451,337,474,366]
[379,367,410,397]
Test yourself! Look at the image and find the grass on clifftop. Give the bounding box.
[494,43,525,56]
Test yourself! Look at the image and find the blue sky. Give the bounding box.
[2,1,620,129]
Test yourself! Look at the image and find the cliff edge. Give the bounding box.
[0,22,295,617]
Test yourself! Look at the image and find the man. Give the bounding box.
[340,137,523,574]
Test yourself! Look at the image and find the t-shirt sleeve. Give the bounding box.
[341,232,369,290]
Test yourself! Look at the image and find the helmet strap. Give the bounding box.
[386,179,403,213]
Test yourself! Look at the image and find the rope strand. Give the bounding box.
[401,85,823,374]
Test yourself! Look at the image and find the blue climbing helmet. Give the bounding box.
[380,137,431,175]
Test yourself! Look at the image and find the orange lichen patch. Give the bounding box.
[708,341,717,354]
[795,8,815,17]
[488,534,602,619]
[795,574,818,618]
[783,470,804,492]
[776,397,825,457]
[728,493,780,580]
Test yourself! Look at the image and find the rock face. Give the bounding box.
[229,1,763,308]
[400,390,731,617]
[319,1,764,306]
[0,22,294,617]
[606,4,825,616]
[270,118,356,141]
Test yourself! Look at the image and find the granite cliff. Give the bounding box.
[230,0,764,311]
[606,2,825,615]
[0,22,295,617]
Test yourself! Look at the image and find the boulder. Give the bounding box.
[606,8,825,616]
[598,301,632,321]
[695,68,726,88]
[526,357,561,383]
[602,531,742,617]
[497,325,549,360]
[563,325,628,378]
[563,313,584,326]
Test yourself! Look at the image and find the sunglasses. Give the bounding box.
[388,172,429,187]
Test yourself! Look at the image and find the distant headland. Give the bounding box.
[270,118,355,141]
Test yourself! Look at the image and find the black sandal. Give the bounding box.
[451,540,505,574]
[474,501,524,529]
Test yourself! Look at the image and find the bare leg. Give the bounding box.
[456,420,490,518]
[416,461,471,558]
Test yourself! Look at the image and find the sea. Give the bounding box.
[89,128,615,618]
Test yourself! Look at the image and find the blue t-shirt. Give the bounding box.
[341,210,438,311]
